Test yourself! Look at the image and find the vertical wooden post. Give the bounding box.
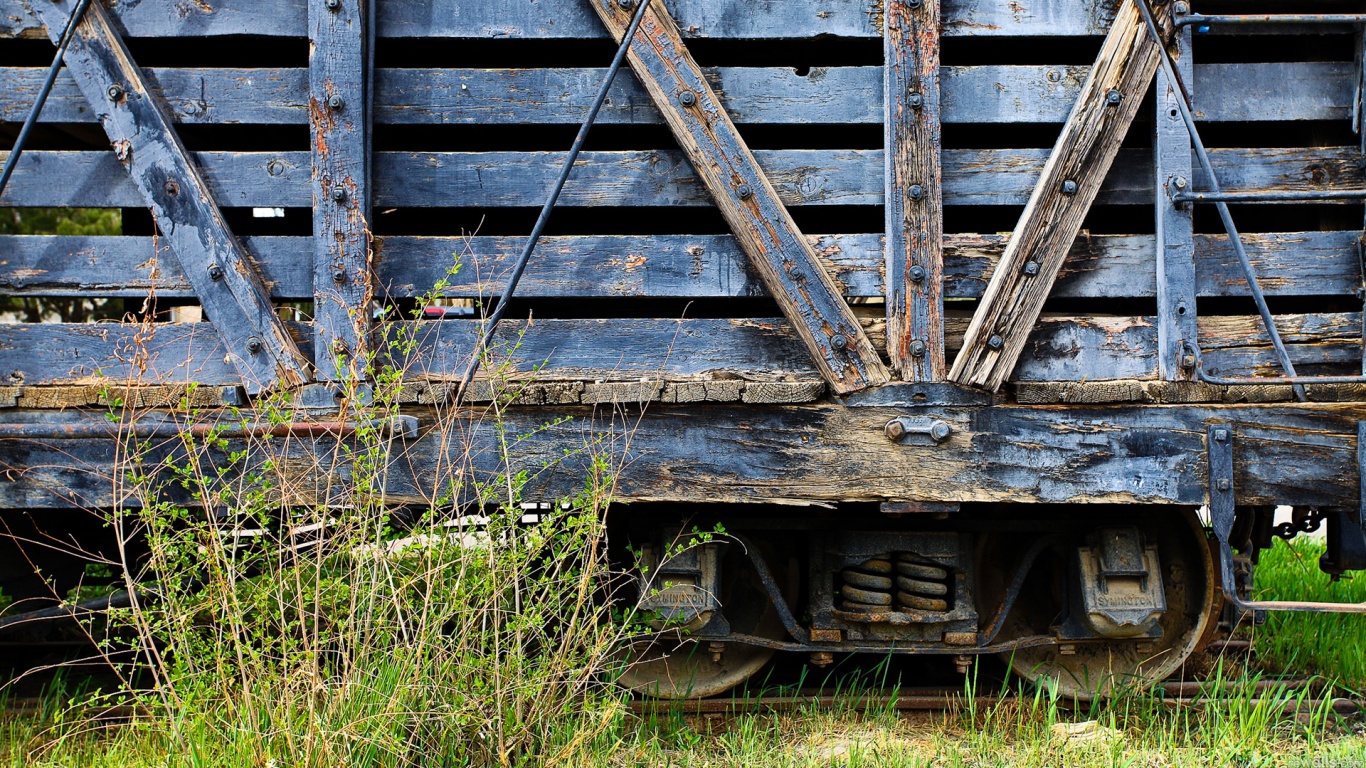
[1155,21,1195,380]
[309,0,373,382]
[885,0,945,381]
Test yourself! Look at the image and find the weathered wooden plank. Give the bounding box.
[3,147,1361,209]
[1155,24,1195,380]
[949,0,1174,390]
[2,230,1360,301]
[586,0,887,394]
[20,0,309,394]
[886,0,944,380]
[4,402,1364,511]
[308,0,372,381]
[3,63,1350,126]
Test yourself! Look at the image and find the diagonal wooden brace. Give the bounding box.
[23,0,311,394]
[948,0,1175,391]
[587,0,889,394]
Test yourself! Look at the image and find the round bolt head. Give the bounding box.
[1023,260,1040,277]
[907,0,922,7]
[678,90,697,107]
[929,421,952,442]
[1061,179,1078,195]
[1216,478,1231,492]
[331,186,348,203]
[908,184,925,201]
[909,265,927,283]
[163,179,180,196]
[246,336,264,354]
[618,0,634,7]
[987,335,1004,351]
[332,267,347,284]
[106,84,124,101]
[736,184,754,200]
[327,94,345,111]
[207,264,224,281]
[907,91,924,109]
[830,334,849,352]
[909,340,927,358]
[1105,89,1123,106]
[325,0,341,9]
[885,419,907,441]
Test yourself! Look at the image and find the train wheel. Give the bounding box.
[616,541,793,699]
[997,507,1216,700]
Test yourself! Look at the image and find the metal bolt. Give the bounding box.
[106,84,124,101]
[908,184,925,201]
[909,265,927,283]
[789,267,805,281]
[930,421,952,442]
[678,90,697,107]
[331,186,348,203]
[1181,354,1197,369]
[327,94,345,111]
[830,334,849,352]
[246,337,264,355]
[1058,644,1078,656]
[907,0,921,7]
[618,0,634,7]
[907,91,924,109]
[325,0,341,10]
[954,655,971,675]
[1173,0,1189,14]
[332,267,347,284]
[1216,478,1231,492]
[163,179,180,197]
[708,641,725,663]
[1172,175,1188,190]
[909,340,927,358]
[1214,428,1229,443]
[1061,179,1078,195]
[1047,69,1062,83]
[987,335,1004,351]
[809,652,834,668]
[736,184,753,200]
[1023,260,1040,277]
[885,419,907,441]
[1105,89,1123,107]
[207,264,224,281]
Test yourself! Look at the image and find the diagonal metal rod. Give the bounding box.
[1135,0,1306,401]
[454,0,654,402]
[0,0,94,199]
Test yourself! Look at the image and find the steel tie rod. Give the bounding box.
[1135,0,1306,401]
[454,0,655,401]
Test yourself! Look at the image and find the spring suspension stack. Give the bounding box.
[840,553,953,614]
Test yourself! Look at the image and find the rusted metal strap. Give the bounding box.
[21,0,311,394]
[587,0,889,394]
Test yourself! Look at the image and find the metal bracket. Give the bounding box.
[885,416,953,444]
[1206,424,1366,613]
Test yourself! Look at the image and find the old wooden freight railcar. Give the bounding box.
[0,0,1365,699]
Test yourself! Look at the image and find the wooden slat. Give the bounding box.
[949,1,1174,390]
[1,313,1356,388]
[586,0,887,394]
[308,0,373,381]
[1,230,1360,301]
[885,0,944,380]
[2,146,1361,209]
[2,63,1351,126]
[1155,25,1195,380]
[4,402,1363,510]
[21,0,310,394]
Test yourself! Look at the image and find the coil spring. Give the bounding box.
[839,554,951,614]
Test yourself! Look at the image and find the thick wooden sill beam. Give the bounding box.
[587,0,889,394]
[948,0,1175,390]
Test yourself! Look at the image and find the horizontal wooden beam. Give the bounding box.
[3,402,1363,510]
[0,313,1357,388]
[0,230,1359,301]
[1,147,1360,209]
[2,62,1350,126]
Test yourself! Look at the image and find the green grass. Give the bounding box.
[1254,537,1366,690]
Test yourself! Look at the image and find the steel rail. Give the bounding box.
[453,0,655,401]
[1176,13,1366,28]
[0,0,94,198]
[1171,189,1366,204]
[1136,0,1307,400]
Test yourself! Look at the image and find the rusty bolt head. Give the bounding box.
[163,179,180,197]
[909,340,927,358]
[907,91,924,109]
[1061,179,1078,195]
[1214,428,1229,443]
[246,337,264,355]
[736,184,753,200]
[1172,175,1188,190]
[1216,478,1231,492]
[1173,1,1189,14]
[1181,353,1197,369]
[678,90,697,107]
[987,335,1004,351]
[331,186,348,203]
[327,94,345,111]
[908,184,925,202]
[885,419,907,441]
[1023,260,1040,277]
[1105,89,1123,107]
[207,264,224,281]
[106,84,124,101]
[830,334,849,352]
[332,267,347,284]
[909,265,927,283]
